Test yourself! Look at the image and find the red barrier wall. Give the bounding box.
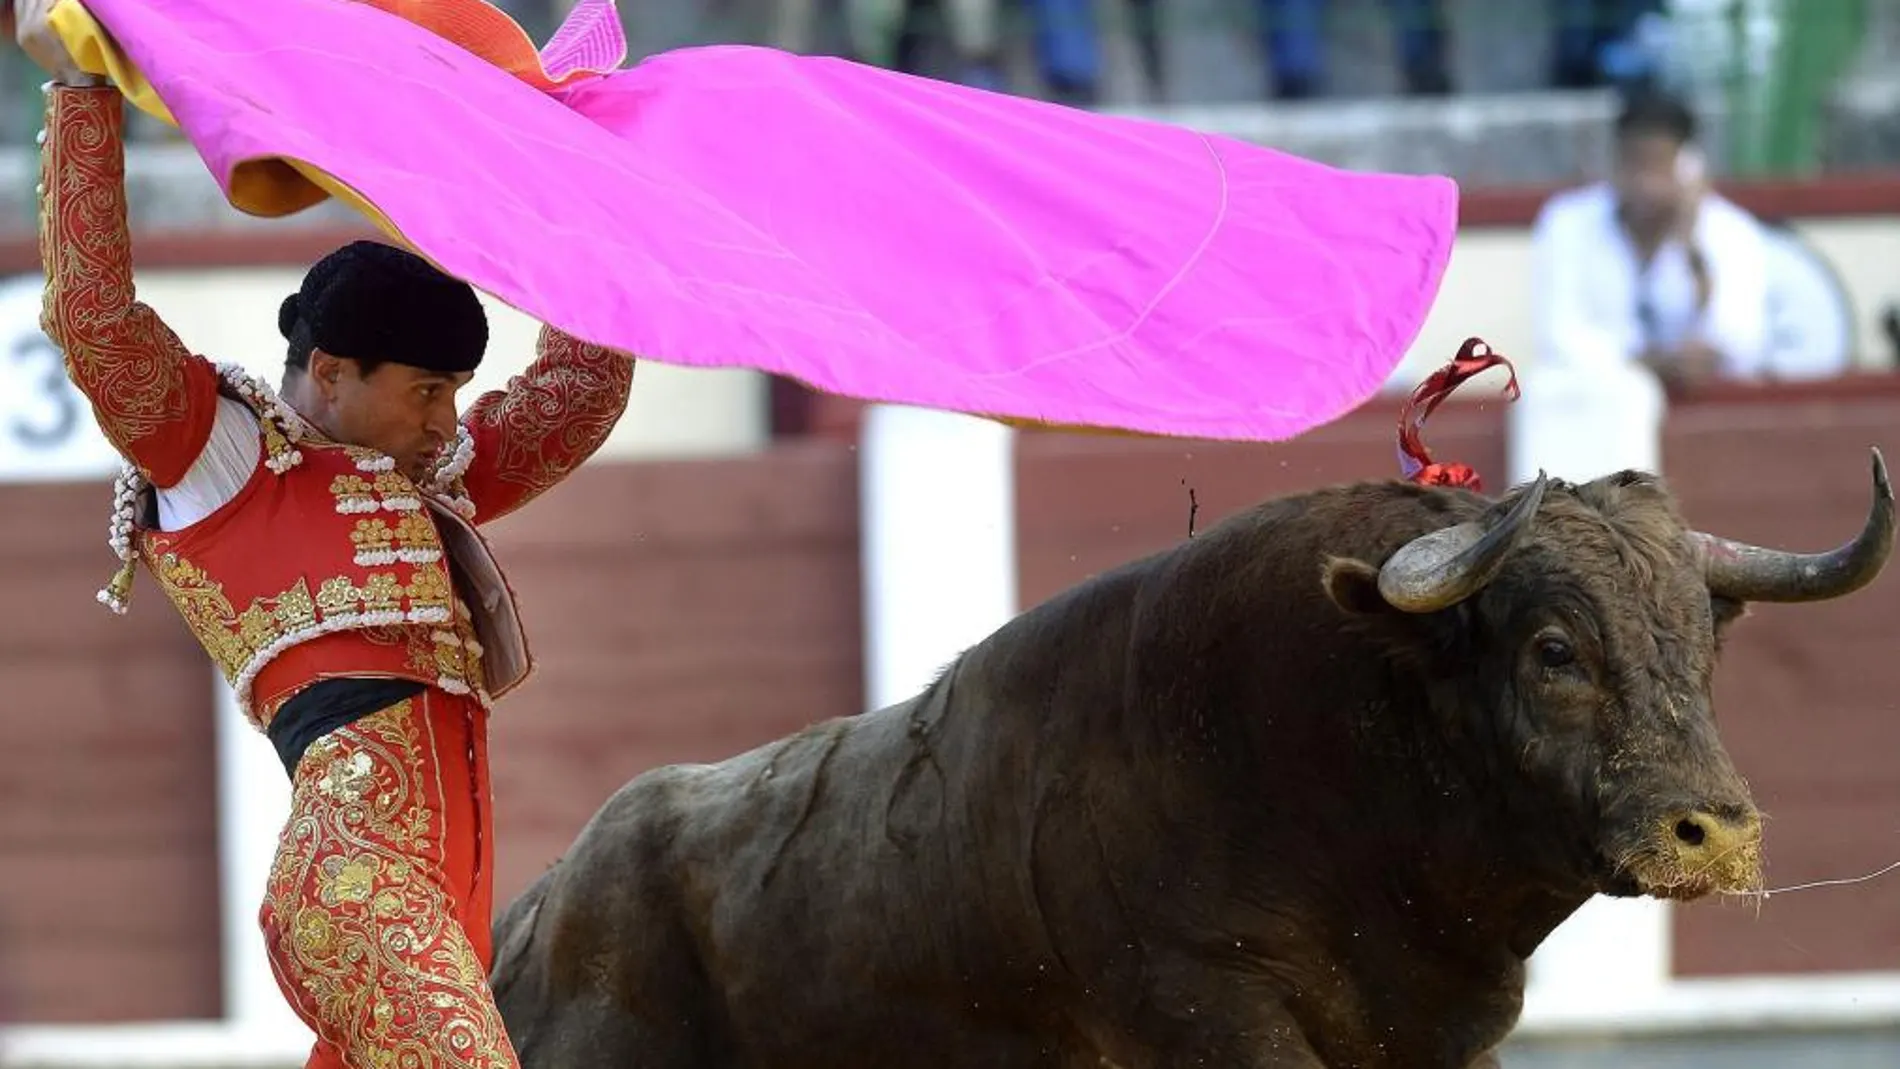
[3,380,1896,1021]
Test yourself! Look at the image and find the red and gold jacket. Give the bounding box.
[38,84,635,730]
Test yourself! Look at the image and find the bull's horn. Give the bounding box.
[1695,447,1894,603]
[1378,472,1550,613]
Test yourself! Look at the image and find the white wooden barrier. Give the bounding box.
[212,680,316,1048]
[858,404,1020,711]
[1506,362,1675,1018]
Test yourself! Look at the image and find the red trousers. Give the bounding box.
[258,689,520,1069]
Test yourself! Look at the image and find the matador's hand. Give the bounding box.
[11,0,108,87]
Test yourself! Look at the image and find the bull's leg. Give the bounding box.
[1161,1026,1328,1069]
[1165,1020,1500,1068]
[505,992,700,1069]
[1102,999,1325,1068]
[494,911,719,1069]
[1119,975,1328,1069]
[490,838,730,1067]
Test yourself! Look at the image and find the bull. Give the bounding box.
[490,451,1893,1068]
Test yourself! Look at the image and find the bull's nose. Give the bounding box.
[1665,808,1763,890]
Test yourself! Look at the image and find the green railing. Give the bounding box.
[1725,0,1870,177]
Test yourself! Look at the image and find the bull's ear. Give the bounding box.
[1322,555,1466,671]
[1322,556,1396,616]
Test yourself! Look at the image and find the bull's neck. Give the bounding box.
[1185,694,1593,1063]
[1174,679,1597,979]
[1355,685,1594,955]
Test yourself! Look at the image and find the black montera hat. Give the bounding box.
[279,240,488,373]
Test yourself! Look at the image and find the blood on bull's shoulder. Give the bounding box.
[488,348,1893,1069]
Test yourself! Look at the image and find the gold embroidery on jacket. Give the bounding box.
[461,326,633,522]
[350,513,441,566]
[38,86,203,468]
[330,474,377,514]
[146,551,466,713]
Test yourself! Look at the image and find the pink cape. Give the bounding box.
[61,0,1458,441]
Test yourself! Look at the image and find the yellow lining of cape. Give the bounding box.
[46,0,1149,439]
[52,0,416,234]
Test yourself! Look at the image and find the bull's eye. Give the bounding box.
[1535,636,1576,668]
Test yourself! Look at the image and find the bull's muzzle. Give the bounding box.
[1638,806,1764,900]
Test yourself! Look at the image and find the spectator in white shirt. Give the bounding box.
[1530,90,1771,397]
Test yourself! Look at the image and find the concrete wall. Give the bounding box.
[1502,1027,1900,1068]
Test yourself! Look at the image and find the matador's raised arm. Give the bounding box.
[452,324,635,525]
[38,83,222,487]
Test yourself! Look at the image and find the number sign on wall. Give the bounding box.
[0,273,122,483]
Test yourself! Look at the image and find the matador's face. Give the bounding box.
[303,349,473,482]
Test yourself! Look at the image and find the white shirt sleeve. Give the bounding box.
[1531,189,1638,374]
[1693,199,1773,379]
[155,395,261,531]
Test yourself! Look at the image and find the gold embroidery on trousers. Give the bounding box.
[260,698,518,1068]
